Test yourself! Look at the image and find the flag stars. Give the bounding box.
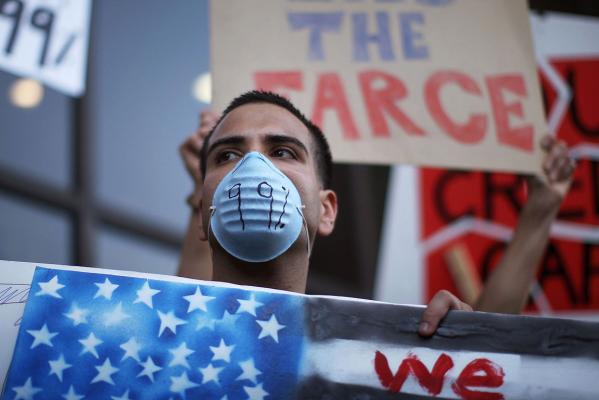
[217,310,240,329]
[243,383,269,400]
[169,372,198,397]
[62,385,83,400]
[120,337,142,362]
[199,363,223,385]
[169,342,195,369]
[256,314,285,343]
[196,315,216,331]
[236,358,261,384]
[157,310,187,336]
[104,302,130,326]
[64,303,88,326]
[26,323,57,349]
[209,339,235,363]
[36,275,65,298]
[12,377,41,400]
[183,286,215,313]
[236,294,263,317]
[111,389,131,400]
[134,281,160,309]
[79,332,103,358]
[91,358,119,385]
[137,356,162,383]
[94,278,119,300]
[48,354,71,382]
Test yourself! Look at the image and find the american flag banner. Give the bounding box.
[3,264,599,399]
[2,267,304,399]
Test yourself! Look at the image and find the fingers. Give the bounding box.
[541,135,576,184]
[418,290,472,337]
[199,110,220,137]
[179,136,202,182]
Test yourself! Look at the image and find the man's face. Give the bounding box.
[199,102,335,246]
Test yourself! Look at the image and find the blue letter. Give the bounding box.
[352,12,394,62]
[287,12,343,61]
[399,12,429,60]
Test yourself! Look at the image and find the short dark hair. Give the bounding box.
[200,90,333,188]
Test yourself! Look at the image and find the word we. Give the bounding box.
[374,350,505,399]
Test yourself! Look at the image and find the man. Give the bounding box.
[178,90,574,334]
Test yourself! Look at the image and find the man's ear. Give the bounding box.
[317,189,338,236]
[197,196,208,241]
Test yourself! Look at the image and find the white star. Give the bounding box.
[104,302,130,326]
[236,358,261,384]
[111,389,131,400]
[183,286,215,313]
[137,356,162,382]
[236,294,263,317]
[196,315,216,331]
[48,354,71,382]
[36,275,65,298]
[79,332,103,358]
[256,314,285,343]
[12,377,41,400]
[91,358,119,385]
[134,281,160,309]
[157,310,187,336]
[26,323,57,349]
[169,371,198,396]
[94,278,119,300]
[64,303,88,326]
[169,342,194,369]
[244,383,269,400]
[209,338,235,363]
[216,310,240,329]
[120,337,141,362]
[220,397,229,400]
[62,385,83,400]
[199,363,223,385]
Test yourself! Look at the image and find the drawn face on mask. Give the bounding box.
[199,102,338,264]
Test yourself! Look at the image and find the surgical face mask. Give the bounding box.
[208,151,310,263]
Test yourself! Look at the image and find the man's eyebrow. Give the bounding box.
[206,135,246,157]
[265,134,309,155]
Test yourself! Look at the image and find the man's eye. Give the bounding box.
[271,148,295,159]
[215,151,241,164]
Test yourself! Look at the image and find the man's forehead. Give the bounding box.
[209,102,312,146]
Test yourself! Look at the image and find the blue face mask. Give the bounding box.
[208,152,310,263]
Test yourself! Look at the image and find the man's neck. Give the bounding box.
[210,248,309,293]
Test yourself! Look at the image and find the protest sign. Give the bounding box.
[2,260,599,399]
[0,0,91,96]
[212,0,546,173]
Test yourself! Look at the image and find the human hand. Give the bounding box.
[527,135,576,207]
[418,290,472,337]
[179,110,220,207]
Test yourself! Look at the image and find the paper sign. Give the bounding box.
[0,0,92,96]
[211,0,546,173]
[3,260,599,399]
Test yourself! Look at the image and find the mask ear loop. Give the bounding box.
[206,206,216,259]
[300,205,312,257]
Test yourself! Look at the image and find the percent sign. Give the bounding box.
[0,0,77,66]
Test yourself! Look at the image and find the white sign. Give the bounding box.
[0,0,92,96]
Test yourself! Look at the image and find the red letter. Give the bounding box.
[374,351,454,396]
[486,74,533,152]
[425,70,487,144]
[311,73,359,139]
[254,71,303,99]
[359,70,425,137]
[452,358,505,400]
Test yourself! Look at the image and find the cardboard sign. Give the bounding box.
[212,0,545,173]
[3,261,599,399]
[0,0,91,96]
